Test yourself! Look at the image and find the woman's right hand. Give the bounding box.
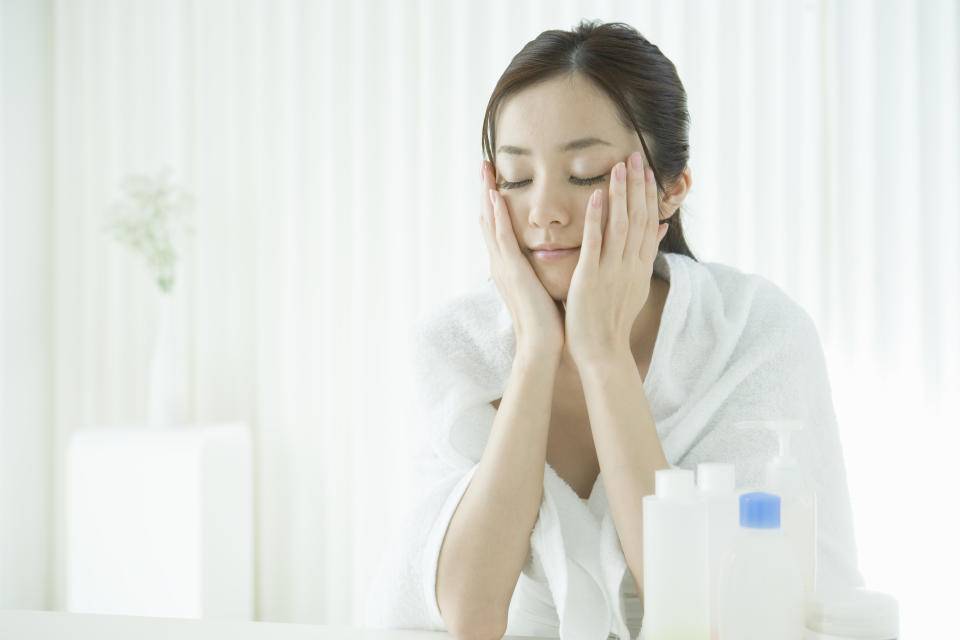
[479,160,565,361]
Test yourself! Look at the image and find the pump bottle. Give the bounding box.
[718,492,805,639]
[737,420,818,611]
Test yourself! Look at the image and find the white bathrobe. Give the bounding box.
[364,251,864,640]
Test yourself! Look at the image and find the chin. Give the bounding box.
[530,262,572,300]
[546,282,571,302]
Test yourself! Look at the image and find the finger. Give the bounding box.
[480,196,497,262]
[489,188,523,259]
[581,188,603,270]
[480,160,495,208]
[479,162,498,260]
[603,161,628,266]
[625,151,647,261]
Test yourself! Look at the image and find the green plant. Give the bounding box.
[103,166,195,293]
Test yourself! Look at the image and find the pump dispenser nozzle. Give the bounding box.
[735,420,805,492]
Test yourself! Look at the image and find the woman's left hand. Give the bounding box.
[564,151,669,366]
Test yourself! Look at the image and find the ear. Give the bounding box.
[659,165,693,220]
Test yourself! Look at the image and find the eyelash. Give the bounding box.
[496,174,608,190]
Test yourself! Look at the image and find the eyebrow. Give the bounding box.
[495,136,613,156]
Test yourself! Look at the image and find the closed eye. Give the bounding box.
[496,174,608,190]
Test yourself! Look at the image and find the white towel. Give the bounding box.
[364,251,864,640]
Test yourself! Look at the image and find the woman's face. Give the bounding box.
[493,73,654,301]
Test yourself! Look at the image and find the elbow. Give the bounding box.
[445,617,508,640]
[441,601,508,640]
[437,572,508,639]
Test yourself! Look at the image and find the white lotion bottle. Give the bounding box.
[737,419,818,610]
[719,491,804,640]
[640,468,710,640]
[696,463,739,640]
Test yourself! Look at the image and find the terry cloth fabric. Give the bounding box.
[364,251,864,640]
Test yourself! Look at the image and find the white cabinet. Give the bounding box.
[66,423,253,620]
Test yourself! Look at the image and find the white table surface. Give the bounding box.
[0,610,547,639]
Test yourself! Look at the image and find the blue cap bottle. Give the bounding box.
[719,491,805,638]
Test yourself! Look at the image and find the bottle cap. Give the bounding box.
[806,587,899,637]
[735,419,802,457]
[736,420,806,493]
[654,468,696,500]
[697,462,736,493]
[739,491,781,529]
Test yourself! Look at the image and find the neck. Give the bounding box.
[630,275,667,358]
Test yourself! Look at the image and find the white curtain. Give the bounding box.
[1,0,956,636]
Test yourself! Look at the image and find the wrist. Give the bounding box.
[573,347,636,377]
[514,346,562,371]
[571,340,632,368]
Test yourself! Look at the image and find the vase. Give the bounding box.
[147,292,188,427]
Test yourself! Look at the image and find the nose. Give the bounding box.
[526,183,573,228]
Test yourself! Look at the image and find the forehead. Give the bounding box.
[495,74,634,153]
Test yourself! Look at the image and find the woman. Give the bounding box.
[365,20,863,640]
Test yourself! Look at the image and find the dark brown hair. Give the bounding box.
[481,19,697,261]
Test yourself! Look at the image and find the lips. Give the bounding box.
[530,244,580,251]
[531,246,580,260]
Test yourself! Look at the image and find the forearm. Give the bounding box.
[577,350,670,605]
[435,351,559,637]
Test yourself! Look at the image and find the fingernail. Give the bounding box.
[591,189,602,207]
[489,189,497,206]
[614,162,626,182]
[630,152,643,170]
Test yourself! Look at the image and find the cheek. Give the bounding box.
[510,214,523,236]
[497,197,520,230]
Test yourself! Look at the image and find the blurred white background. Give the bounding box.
[1,0,957,637]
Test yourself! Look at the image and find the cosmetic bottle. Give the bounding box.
[641,468,710,640]
[738,419,818,609]
[718,491,804,639]
[696,463,738,640]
